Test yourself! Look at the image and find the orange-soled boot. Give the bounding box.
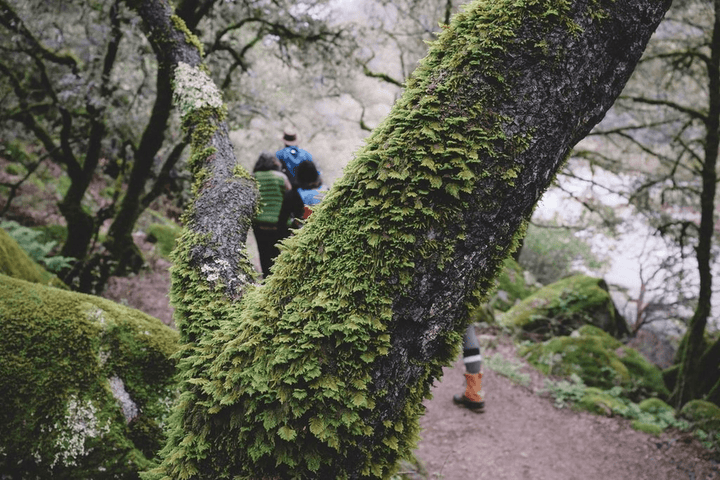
[453,372,484,412]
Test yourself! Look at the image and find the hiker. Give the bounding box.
[453,325,485,411]
[275,129,313,185]
[251,151,292,278]
[278,160,326,231]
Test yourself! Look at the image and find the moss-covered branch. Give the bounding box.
[131,0,670,478]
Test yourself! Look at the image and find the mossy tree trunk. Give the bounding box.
[131,0,670,478]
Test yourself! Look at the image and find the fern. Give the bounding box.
[1,221,74,273]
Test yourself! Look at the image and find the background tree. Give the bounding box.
[0,0,348,292]
[558,0,720,407]
[125,0,670,477]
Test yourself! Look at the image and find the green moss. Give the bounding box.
[0,274,180,477]
[233,162,252,180]
[170,15,205,57]
[500,275,628,338]
[521,326,669,398]
[631,420,664,436]
[680,400,720,431]
[638,398,674,416]
[577,388,627,415]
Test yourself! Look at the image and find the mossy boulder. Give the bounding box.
[499,275,629,339]
[680,400,720,432]
[0,274,180,478]
[520,325,669,399]
[0,227,66,289]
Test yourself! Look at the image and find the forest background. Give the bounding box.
[1,0,720,470]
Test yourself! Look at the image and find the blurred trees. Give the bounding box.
[559,0,720,406]
[0,0,349,292]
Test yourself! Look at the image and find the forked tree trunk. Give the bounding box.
[130,0,670,478]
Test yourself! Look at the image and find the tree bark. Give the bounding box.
[132,0,670,477]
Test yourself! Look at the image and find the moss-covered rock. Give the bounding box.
[577,387,627,416]
[499,275,629,339]
[631,420,664,436]
[638,398,675,416]
[0,274,180,479]
[520,325,669,399]
[0,227,66,288]
[680,400,720,432]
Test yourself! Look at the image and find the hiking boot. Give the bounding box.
[453,372,485,412]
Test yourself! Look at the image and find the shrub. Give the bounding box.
[146,223,181,258]
[518,222,606,285]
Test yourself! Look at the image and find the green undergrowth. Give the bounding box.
[2,220,74,274]
[541,374,690,435]
[0,222,68,288]
[520,325,668,400]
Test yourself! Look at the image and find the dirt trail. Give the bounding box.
[414,336,720,480]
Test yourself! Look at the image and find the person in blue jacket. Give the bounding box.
[275,129,313,185]
[278,160,326,231]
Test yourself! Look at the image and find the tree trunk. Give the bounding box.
[671,0,720,409]
[105,63,175,276]
[132,0,670,478]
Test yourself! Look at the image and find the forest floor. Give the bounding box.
[101,234,720,480]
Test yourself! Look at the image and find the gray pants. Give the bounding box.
[462,325,482,374]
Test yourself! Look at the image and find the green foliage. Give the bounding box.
[146,223,182,258]
[0,223,67,288]
[542,374,589,409]
[490,257,537,311]
[1,221,74,273]
[542,375,689,435]
[4,163,25,176]
[0,274,180,478]
[518,222,606,285]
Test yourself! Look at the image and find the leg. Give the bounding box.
[254,226,281,278]
[453,324,485,411]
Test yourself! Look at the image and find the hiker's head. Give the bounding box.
[253,151,281,172]
[296,161,320,189]
[282,129,298,146]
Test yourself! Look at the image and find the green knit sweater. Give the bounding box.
[254,170,286,224]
